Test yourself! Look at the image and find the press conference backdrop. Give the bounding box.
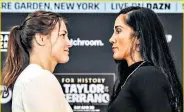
[1,1,183,112]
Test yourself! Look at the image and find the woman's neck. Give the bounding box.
[126,58,143,67]
[126,52,143,66]
[29,54,57,73]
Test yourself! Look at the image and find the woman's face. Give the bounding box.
[50,20,72,63]
[109,14,135,60]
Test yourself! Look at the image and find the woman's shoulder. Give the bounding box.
[14,64,57,89]
[134,64,164,78]
[130,64,169,87]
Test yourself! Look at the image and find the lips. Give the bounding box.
[112,47,117,52]
[64,50,69,55]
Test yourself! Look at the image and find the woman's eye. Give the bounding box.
[115,29,121,34]
[60,34,66,37]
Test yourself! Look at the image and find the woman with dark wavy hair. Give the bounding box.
[108,6,182,112]
[2,10,72,112]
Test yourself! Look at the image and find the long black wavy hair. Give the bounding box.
[110,6,183,112]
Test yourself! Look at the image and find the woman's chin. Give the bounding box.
[58,56,70,64]
[113,54,122,60]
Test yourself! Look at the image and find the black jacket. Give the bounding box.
[108,62,172,112]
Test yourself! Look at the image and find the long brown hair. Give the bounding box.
[2,10,65,88]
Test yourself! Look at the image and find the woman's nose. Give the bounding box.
[109,35,115,44]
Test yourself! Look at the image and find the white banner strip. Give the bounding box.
[0,1,183,13]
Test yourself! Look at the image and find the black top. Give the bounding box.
[108,61,172,112]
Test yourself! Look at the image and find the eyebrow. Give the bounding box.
[115,25,123,29]
[60,30,68,34]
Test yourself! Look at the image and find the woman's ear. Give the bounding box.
[35,33,45,46]
[132,37,140,52]
[135,38,140,51]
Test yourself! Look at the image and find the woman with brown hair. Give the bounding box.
[2,10,73,112]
